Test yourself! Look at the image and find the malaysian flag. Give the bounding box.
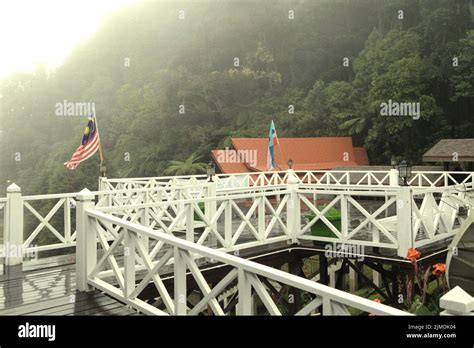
[64,116,101,170]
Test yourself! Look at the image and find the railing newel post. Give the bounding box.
[396,186,413,257]
[205,181,217,246]
[440,286,474,316]
[176,184,185,229]
[124,228,136,297]
[389,168,399,186]
[64,196,72,244]
[5,183,24,266]
[76,188,96,292]
[287,169,300,243]
[186,202,194,242]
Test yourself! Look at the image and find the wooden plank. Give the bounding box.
[0,291,103,315]
[44,296,122,316]
[24,294,115,315]
[1,288,78,310]
[0,268,75,288]
[1,288,137,316]
[0,229,450,317]
[68,302,129,316]
[0,263,75,281]
[93,305,141,316]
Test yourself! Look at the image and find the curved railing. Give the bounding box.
[78,207,410,316]
[100,169,474,189]
[1,169,472,264]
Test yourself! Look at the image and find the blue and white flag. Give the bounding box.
[266,120,279,171]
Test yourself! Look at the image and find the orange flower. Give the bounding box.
[432,263,446,277]
[406,248,421,262]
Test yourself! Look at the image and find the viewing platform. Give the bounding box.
[0,169,473,316]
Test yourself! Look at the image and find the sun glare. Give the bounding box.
[0,0,140,79]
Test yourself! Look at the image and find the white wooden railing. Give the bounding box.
[100,169,474,189]
[73,171,472,316]
[0,183,212,262]
[96,188,293,255]
[0,181,290,264]
[2,169,472,265]
[408,171,474,188]
[76,196,410,316]
[93,182,471,258]
[22,192,77,253]
[297,186,401,250]
[411,185,471,249]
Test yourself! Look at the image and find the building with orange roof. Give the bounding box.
[211,137,368,173]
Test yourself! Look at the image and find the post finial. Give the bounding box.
[77,188,94,201]
[7,183,21,193]
[287,169,299,184]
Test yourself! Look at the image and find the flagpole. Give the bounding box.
[92,112,106,177]
[272,120,287,170]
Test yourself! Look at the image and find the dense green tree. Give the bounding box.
[451,30,474,100]
[0,0,472,195]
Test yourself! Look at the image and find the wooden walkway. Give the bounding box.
[0,256,140,316]
[0,239,448,316]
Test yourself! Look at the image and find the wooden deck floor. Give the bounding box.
[0,256,140,316]
[0,239,448,315]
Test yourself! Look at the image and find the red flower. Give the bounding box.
[432,263,446,277]
[406,248,421,262]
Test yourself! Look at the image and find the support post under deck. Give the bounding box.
[319,253,329,286]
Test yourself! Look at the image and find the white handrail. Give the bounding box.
[100,170,474,188]
[82,208,410,316]
[3,169,472,264]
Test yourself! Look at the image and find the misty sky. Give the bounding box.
[0,0,140,79]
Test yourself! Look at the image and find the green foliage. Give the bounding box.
[163,153,207,176]
[0,0,472,195]
[409,296,433,315]
[450,30,474,100]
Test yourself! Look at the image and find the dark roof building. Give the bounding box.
[423,139,474,171]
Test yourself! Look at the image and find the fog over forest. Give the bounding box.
[0,0,473,194]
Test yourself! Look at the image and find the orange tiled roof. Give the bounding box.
[354,147,369,166]
[212,137,368,173]
[211,150,249,173]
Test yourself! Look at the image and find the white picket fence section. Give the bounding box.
[76,200,410,316]
[0,182,289,262]
[100,169,474,189]
[408,171,474,187]
[96,189,293,255]
[3,168,473,316]
[1,169,472,265]
[73,173,471,316]
[411,186,471,249]
[90,183,472,262]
